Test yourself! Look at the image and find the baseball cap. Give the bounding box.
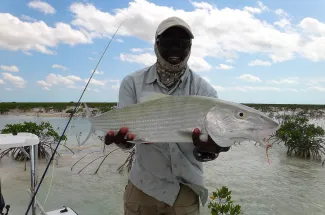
[155,16,194,39]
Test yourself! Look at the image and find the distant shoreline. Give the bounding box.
[0,111,78,118]
[0,102,117,118]
[1,102,325,118]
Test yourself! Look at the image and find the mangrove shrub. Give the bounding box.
[208,186,242,215]
[0,121,69,162]
[275,115,325,165]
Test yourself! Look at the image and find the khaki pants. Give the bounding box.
[123,181,200,215]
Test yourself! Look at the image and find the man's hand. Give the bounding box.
[105,127,136,150]
[192,128,230,162]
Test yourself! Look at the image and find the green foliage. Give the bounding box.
[1,121,66,142]
[0,121,68,161]
[243,103,325,111]
[275,115,325,164]
[208,186,242,215]
[0,102,116,113]
[66,109,74,114]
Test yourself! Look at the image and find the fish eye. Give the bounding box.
[235,110,247,119]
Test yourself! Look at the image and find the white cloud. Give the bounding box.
[274,18,291,29]
[210,85,300,93]
[299,18,325,36]
[257,1,268,11]
[116,39,124,43]
[226,59,235,64]
[230,86,281,92]
[275,9,288,17]
[269,52,294,63]
[90,69,104,75]
[84,78,106,86]
[67,85,84,89]
[120,51,212,71]
[39,73,83,88]
[67,75,83,82]
[5,88,12,91]
[307,78,325,86]
[52,64,68,71]
[308,86,325,92]
[243,7,262,14]
[248,59,271,66]
[130,48,152,53]
[188,56,212,71]
[68,0,325,64]
[237,74,262,82]
[2,73,27,88]
[0,79,5,84]
[21,15,37,22]
[267,77,299,84]
[131,48,144,52]
[120,53,156,66]
[37,73,109,90]
[288,88,299,92]
[0,65,19,72]
[27,0,56,15]
[216,64,233,70]
[189,1,214,11]
[37,80,52,90]
[108,79,121,90]
[0,13,91,55]
[212,85,226,92]
[202,76,211,83]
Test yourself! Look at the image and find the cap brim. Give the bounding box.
[156,25,194,39]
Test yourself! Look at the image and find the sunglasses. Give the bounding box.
[156,38,192,49]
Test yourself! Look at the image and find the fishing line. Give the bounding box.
[24,20,124,215]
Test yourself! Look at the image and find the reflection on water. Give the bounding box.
[0,115,325,215]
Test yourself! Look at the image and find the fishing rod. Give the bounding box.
[24,20,124,215]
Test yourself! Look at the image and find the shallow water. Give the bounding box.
[0,115,325,215]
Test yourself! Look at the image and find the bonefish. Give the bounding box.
[80,92,279,149]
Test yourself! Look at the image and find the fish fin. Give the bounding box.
[79,126,95,146]
[139,91,170,103]
[84,103,93,119]
[80,103,95,146]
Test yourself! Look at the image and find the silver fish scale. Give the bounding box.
[90,95,217,143]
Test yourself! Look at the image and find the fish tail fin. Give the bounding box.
[79,103,94,146]
[84,103,93,119]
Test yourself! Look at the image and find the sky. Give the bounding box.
[0,0,325,104]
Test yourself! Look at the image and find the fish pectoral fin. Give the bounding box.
[138,91,170,103]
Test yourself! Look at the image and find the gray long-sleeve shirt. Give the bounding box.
[117,63,218,206]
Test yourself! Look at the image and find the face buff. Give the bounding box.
[154,40,191,89]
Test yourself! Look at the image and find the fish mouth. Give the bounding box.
[256,128,278,146]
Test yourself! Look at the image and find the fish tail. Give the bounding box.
[84,103,93,119]
[79,103,94,146]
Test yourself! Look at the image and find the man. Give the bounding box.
[105,16,230,215]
